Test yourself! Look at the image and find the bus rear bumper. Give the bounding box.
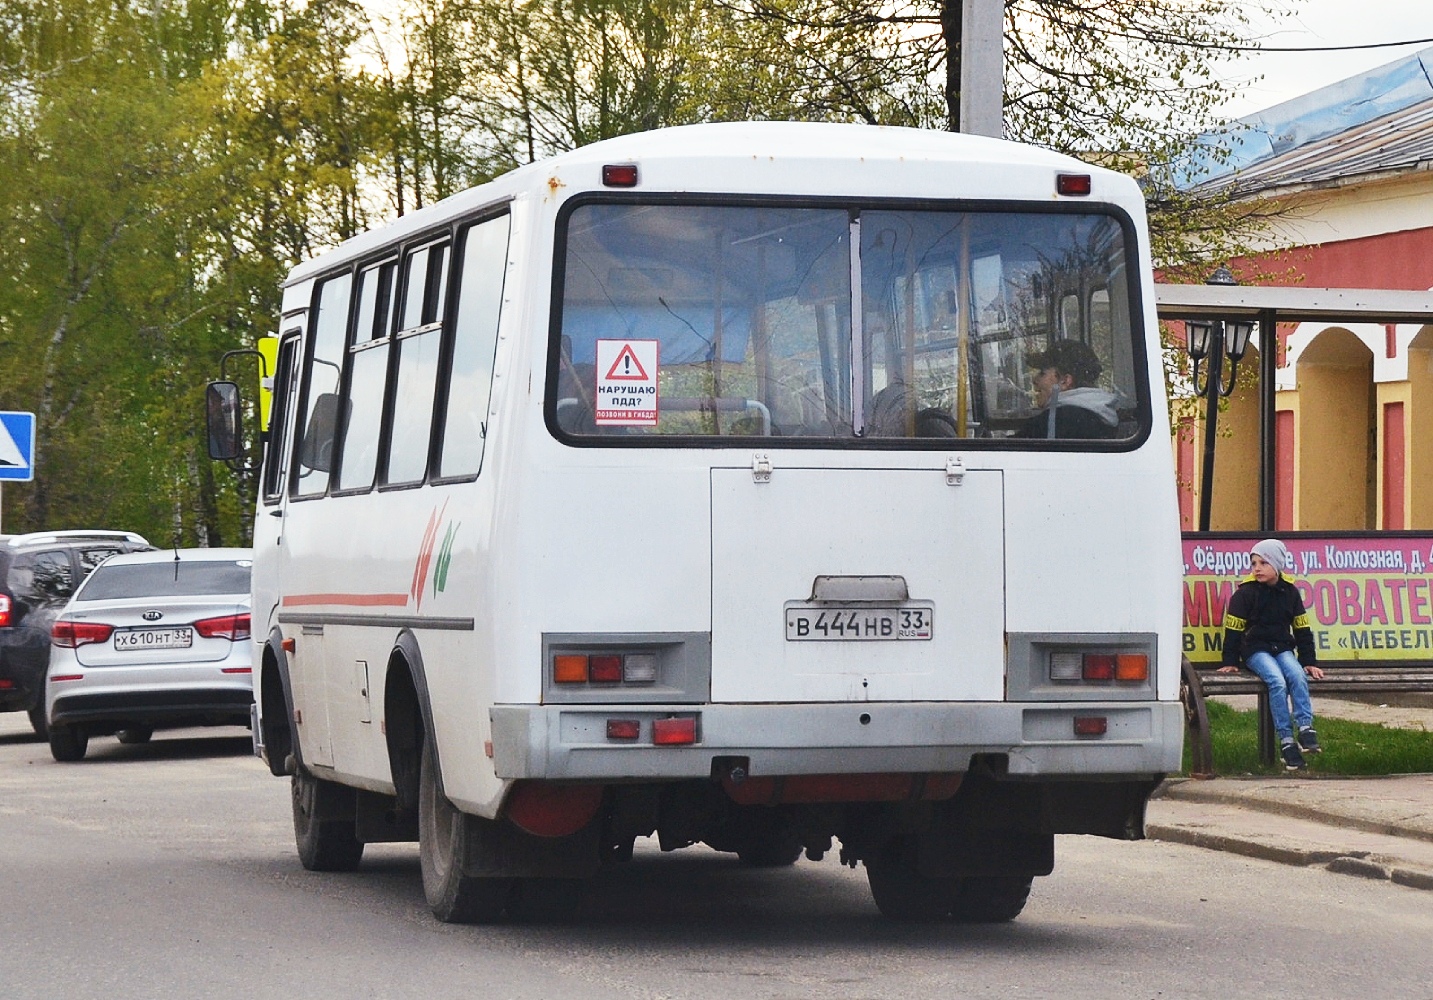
[489,701,1184,781]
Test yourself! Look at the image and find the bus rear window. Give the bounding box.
[550,201,1145,445]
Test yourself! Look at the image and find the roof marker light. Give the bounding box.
[1057,173,1092,196]
[602,164,639,187]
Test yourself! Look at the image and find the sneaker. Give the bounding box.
[1298,727,1323,754]
[1280,741,1307,771]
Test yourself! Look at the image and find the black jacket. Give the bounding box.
[1221,576,1317,667]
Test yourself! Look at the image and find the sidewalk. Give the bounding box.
[1146,697,1433,891]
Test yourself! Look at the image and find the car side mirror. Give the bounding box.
[206,381,244,462]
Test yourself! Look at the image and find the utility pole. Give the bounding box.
[959,0,1004,138]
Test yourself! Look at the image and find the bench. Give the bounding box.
[1180,655,1433,776]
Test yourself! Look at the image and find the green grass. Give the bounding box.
[1186,700,1433,776]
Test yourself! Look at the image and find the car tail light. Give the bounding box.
[0,679,12,690]
[552,651,659,686]
[51,620,114,648]
[652,716,697,745]
[195,613,251,642]
[0,594,10,627]
[1083,654,1116,681]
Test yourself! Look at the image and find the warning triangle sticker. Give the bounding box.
[603,343,650,381]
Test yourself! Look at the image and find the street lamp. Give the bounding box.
[1188,266,1258,532]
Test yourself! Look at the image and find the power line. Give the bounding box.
[1215,36,1433,54]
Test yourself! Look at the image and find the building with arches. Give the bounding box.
[1173,48,1433,531]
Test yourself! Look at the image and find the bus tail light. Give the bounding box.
[552,651,659,686]
[1083,655,1116,681]
[51,621,114,648]
[652,716,697,745]
[1115,654,1149,681]
[195,613,251,642]
[505,782,604,837]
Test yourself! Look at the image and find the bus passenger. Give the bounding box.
[1217,538,1326,771]
[1015,339,1120,439]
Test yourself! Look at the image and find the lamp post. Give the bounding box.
[1186,266,1257,532]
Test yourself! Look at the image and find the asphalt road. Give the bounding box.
[2,714,1431,1000]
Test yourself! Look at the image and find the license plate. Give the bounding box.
[785,604,933,641]
[114,627,194,651]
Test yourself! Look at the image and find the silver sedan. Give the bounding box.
[45,547,253,761]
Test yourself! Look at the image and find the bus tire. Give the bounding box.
[419,738,511,923]
[49,724,88,762]
[865,855,960,922]
[116,726,154,745]
[292,769,365,872]
[507,878,585,923]
[949,875,1032,923]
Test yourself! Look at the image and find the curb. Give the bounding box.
[1147,822,1433,891]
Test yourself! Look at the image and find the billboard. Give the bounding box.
[1184,534,1433,663]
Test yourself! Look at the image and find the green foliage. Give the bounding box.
[0,0,1287,544]
[1189,700,1433,776]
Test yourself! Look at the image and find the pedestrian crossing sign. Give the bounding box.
[0,411,35,481]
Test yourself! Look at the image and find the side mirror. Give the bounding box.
[299,393,346,474]
[206,381,244,461]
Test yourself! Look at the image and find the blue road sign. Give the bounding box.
[0,411,36,482]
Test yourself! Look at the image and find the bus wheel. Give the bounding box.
[507,878,585,923]
[418,739,512,923]
[865,855,960,921]
[292,769,364,872]
[949,876,1033,923]
[48,724,88,763]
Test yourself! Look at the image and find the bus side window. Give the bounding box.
[386,240,449,484]
[294,274,352,497]
[438,213,511,477]
[335,260,396,491]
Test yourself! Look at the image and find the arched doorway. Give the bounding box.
[1291,327,1375,529]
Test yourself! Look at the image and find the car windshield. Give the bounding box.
[76,560,252,601]
[551,201,1144,444]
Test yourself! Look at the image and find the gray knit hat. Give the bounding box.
[1250,538,1292,578]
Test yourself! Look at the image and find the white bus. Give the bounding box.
[209,121,1183,924]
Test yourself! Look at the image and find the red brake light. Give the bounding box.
[1082,654,1116,681]
[1056,173,1092,196]
[652,717,697,745]
[589,655,623,683]
[0,594,10,627]
[51,620,114,648]
[602,164,638,187]
[194,613,251,642]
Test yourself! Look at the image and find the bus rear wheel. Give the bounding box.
[865,854,961,922]
[419,739,511,923]
[292,769,365,872]
[949,875,1033,923]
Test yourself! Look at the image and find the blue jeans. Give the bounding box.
[1245,650,1314,741]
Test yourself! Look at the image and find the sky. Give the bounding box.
[1216,1,1433,119]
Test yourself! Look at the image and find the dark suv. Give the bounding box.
[0,531,153,736]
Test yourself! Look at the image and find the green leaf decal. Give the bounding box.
[434,521,458,595]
